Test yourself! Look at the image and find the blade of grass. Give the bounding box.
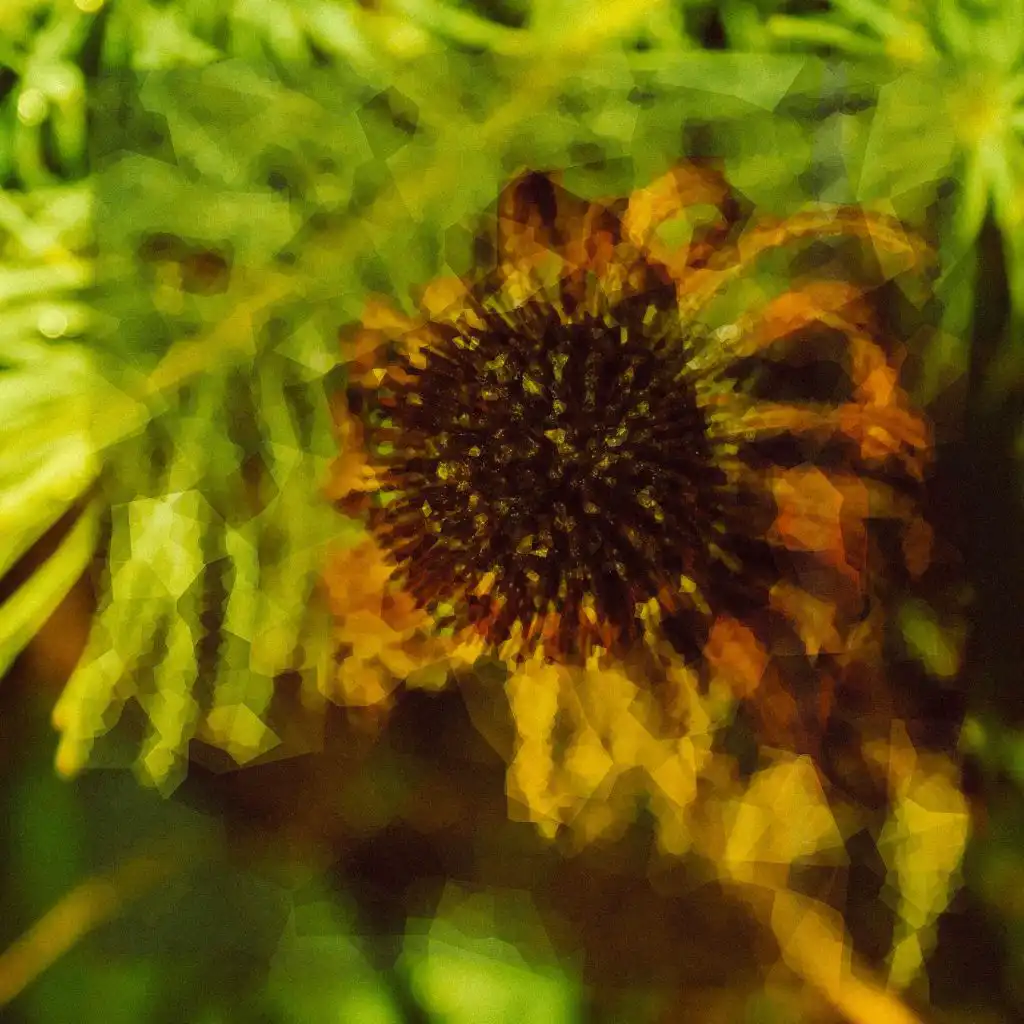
[0,834,210,1008]
[0,496,101,681]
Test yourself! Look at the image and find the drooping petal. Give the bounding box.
[768,466,870,589]
[692,281,872,376]
[713,398,930,477]
[703,615,769,700]
[622,161,737,276]
[492,170,660,310]
[768,581,844,658]
[322,537,455,708]
[325,405,382,515]
[677,205,930,321]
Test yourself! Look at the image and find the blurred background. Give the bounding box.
[2,1,1024,1021]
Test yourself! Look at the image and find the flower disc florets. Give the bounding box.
[363,296,725,661]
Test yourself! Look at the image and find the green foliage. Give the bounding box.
[399,883,580,1023]
[0,187,110,681]
[766,0,1024,328]
[0,1,1021,1022]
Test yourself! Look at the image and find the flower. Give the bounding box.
[325,162,938,851]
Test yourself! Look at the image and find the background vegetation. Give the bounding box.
[1,0,1024,1021]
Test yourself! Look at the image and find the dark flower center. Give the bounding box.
[360,297,727,660]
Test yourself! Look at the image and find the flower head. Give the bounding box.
[326,162,938,846]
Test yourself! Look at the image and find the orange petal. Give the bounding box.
[361,295,418,333]
[769,467,869,585]
[325,408,380,507]
[769,581,843,658]
[677,206,930,321]
[493,170,644,307]
[901,517,933,579]
[341,294,447,385]
[416,274,485,329]
[496,171,586,261]
[331,655,400,708]
[623,162,732,276]
[704,616,769,698]
[845,328,906,406]
[721,399,929,477]
[324,537,423,627]
[835,403,930,474]
[339,322,389,378]
[741,282,869,351]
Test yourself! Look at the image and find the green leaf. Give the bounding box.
[266,891,403,1024]
[400,882,580,1024]
[0,498,102,681]
[627,51,811,112]
[857,70,958,201]
[23,959,163,1024]
[53,351,338,788]
[897,599,962,679]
